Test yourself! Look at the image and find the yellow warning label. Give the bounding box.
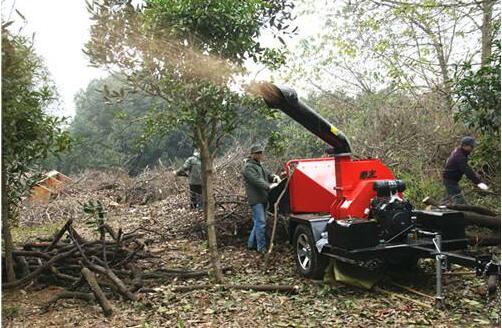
[330,125,339,136]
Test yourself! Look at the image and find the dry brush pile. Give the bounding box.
[6,150,294,316]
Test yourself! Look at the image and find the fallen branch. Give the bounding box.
[445,204,498,217]
[374,286,433,309]
[45,219,73,252]
[84,261,138,302]
[388,281,435,300]
[81,267,113,317]
[466,231,500,247]
[44,291,95,310]
[171,284,299,294]
[462,211,500,229]
[3,247,78,289]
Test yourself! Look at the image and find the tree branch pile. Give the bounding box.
[2,218,219,316]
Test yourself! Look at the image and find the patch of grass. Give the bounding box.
[2,304,21,320]
[397,168,444,208]
[462,180,501,211]
[11,221,65,244]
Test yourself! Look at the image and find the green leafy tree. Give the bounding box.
[85,0,293,281]
[1,24,71,282]
[454,27,500,177]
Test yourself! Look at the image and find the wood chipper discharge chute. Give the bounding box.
[259,82,500,307]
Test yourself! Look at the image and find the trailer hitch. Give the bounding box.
[413,230,500,308]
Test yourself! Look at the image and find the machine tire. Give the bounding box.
[293,224,328,279]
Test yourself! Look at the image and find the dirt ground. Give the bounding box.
[2,170,500,327]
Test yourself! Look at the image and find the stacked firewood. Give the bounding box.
[2,219,155,315]
[423,197,500,247]
[3,217,299,317]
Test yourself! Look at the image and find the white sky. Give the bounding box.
[2,0,324,119]
[2,0,108,117]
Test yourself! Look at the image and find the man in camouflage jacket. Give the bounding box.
[242,145,280,253]
[175,150,202,209]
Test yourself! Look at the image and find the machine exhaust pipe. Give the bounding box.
[255,82,351,155]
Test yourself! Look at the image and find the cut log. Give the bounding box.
[81,267,113,317]
[445,204,498,217]
[422,197,498,216]
[462,211,500,229]
[466,231,501,247]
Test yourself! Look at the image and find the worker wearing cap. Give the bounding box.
[242,145,280,253]
[174,149,202,209]
[442,136,489,204]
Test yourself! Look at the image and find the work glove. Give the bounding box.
[477,183,489,191]
[269,182,279,190]
[272,174,281,183]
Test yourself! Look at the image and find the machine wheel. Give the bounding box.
[293,224,328,279]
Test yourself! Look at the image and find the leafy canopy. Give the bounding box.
[85,0,292,152]
[2,25,71,212]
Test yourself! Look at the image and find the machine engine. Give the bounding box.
[369,180,413,241]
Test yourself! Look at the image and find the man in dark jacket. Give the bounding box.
[174,150,202,209]
[442,136,489,204]
[242,145,280,253]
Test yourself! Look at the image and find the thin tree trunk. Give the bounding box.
[2,166,16,282]
[481,0,495,66]
[432,38,452,107]
[199,140,224,283]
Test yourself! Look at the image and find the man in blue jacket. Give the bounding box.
[442,136,489,204]
[242,145,280,253]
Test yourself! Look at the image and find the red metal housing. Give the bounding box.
[285,155,396,219]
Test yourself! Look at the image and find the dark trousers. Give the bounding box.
[443,180,466,205]
[189,184,203,209]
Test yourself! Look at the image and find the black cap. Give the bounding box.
[460,136,476,146]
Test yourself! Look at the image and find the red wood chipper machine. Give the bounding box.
[259,82,500,307]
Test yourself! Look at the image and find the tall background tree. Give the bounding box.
[284,0,500,100]
[84,0,293,281]
[2,23,71,282]
[45,75,193,175]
